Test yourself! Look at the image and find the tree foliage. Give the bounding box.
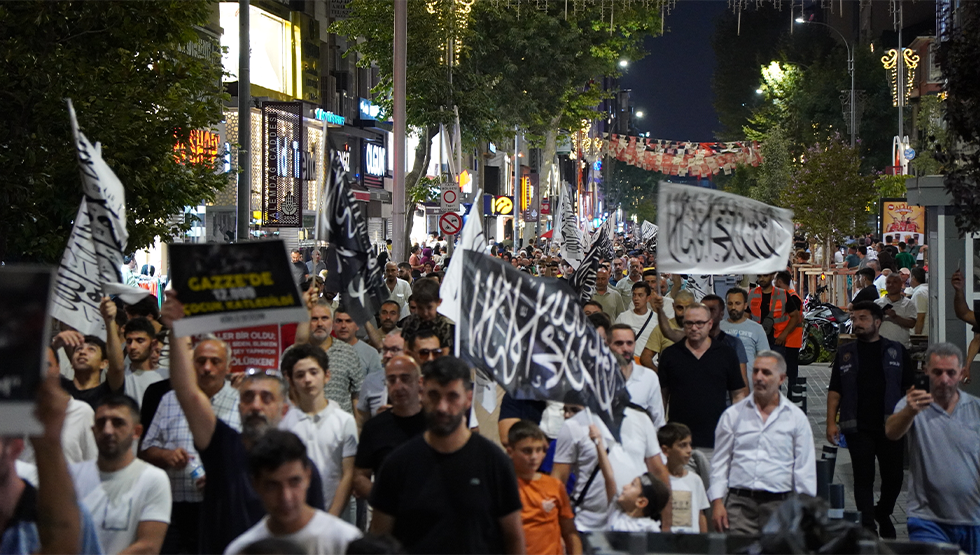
[601,160,662,224]
[0,1,228,263]
[780,137,876,263]
[935,2,980,235]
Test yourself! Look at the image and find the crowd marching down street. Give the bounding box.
[2,122,979,555]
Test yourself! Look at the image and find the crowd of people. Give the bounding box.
[3,230,979,555]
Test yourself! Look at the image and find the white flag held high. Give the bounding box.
[551,182,583,269]
[657,181,794,275]
[50,101,149,339]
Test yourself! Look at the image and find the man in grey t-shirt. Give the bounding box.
[720,287,770,393]
[886,343,980,553]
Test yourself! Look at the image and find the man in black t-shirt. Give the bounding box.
[851,268,880,307]
[658,304,748,453]
[160,293,325,554]
[369,357,525,554]
[54,298,125,410]
[353,356,425,499]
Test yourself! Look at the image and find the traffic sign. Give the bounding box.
[440,212,463,235]
[441,182,460,212]
[493,196,514,216]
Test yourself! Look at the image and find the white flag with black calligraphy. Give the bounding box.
[50,101,149,339]
[551,182,583,269]
[639,220,658,244]
[657,182,794,274]
[457,250,630,439]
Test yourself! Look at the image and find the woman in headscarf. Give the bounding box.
[420,246,433,269]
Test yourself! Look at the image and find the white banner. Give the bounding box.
[657,182,794,275]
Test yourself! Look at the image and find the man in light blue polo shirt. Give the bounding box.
[886,343,980,554]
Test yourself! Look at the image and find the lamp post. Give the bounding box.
[796,17,856,149]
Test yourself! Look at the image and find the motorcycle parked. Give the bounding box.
[800,286,851,365]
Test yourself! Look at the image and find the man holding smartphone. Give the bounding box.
[826,301,915,538]
[886,343,980,554]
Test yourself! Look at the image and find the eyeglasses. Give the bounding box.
[416,348,443,358]
[683,320,710,329]
[382,346,404,355]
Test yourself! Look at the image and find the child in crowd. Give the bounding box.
[658,423,709,533]
[590,426,670,532]
[507,420,582,555]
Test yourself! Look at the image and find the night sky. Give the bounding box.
[620,0,728,142]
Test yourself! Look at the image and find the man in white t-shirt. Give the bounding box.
[223,430,362,555]
[875,273,917,348]
[614,281,657,353]
[279,343,358,518]
[910,267,929,335]
[120,317,166,406]
[607,324,665,429]
[71,394,171,555]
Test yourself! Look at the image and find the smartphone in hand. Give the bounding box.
[913,373,931,393]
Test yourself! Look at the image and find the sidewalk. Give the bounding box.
[799,362,910,541]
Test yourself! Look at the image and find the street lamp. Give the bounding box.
[635,110,644,118]
[619,59,629,68]
[795,17,856,148]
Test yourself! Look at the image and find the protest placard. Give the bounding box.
[0,266,56,435]
[212,324,283,373]
[657,181,794,275]
[168,241,307,337]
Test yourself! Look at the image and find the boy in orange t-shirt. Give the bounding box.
[507,420,581,555]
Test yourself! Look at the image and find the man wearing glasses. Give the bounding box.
[159,293,326,554]
[658,303,748,466]
[353,356,425,503]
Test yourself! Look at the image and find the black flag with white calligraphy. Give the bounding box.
[318,148,388,327]
[459,250,629,439]
[570,221,611,304]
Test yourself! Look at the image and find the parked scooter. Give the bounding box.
[800,286,851,365]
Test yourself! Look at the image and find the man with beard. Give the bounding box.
[355,331,406,429]
[384,262,412,317]
[591,267,625,321]
[608,324,665,429]
[886,343,980,553]
[302,300,365,415]
[70,395,171,554]
[397,262,414,285]
[709,352,815,535]
[279,344,358,519]
[369,357,525,554]
[159,292,325,554]
[117,317,166,407]
[353,356,425,501]
[614,258,644,307]
[333,308,383,378]
[141,334,241,554]
[748,273,797,354]
[653,294,749,388]
[377,300,401,336]
[658,304,747,456]
[640,290,694,371]
[720,288,770,394]
[827,301,913,537]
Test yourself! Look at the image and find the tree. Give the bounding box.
[601,160,663,224]
[910,95,947,176]
[780,137,876,269]
[935,2,980,234]
[751,125,792,205]
[332,1,660,254]
[0,1,227,263]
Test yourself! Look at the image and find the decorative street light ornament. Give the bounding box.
[569,120,605,162]
[881,47,919,107]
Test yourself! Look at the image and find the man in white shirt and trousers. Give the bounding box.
[708,350,816,535]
